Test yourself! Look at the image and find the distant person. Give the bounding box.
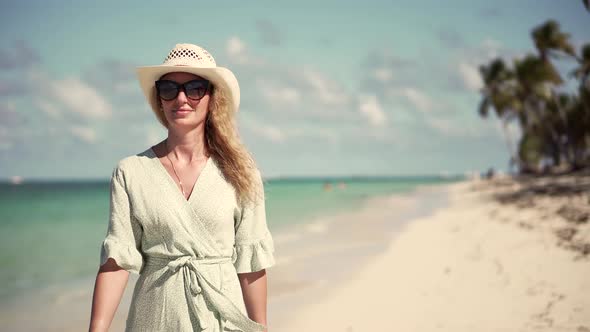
[89,43,275,332]
[486,167,496,179]
[323,182,333,191]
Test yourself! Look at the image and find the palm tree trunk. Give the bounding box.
[523,93,564,170]
[552,90,577,167]
[500,119,521,172]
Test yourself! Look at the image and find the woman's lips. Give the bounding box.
[173,108,193,114]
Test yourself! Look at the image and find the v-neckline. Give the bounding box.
[148,147,212,203]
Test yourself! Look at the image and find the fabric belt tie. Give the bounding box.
[145,255,266,332]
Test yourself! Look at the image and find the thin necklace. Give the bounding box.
[164,139,207,198]
[164,140,186,197]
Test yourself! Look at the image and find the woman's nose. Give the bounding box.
[176,89,188,102]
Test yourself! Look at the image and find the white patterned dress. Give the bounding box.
[99,147,275,331]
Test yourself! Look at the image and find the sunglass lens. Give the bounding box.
[157,81,179,100]
[185,81,208,99]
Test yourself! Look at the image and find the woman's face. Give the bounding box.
[158,72,210,129]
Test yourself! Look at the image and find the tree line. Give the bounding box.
[477,19,589,174]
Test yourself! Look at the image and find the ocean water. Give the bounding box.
[0,176,461,301]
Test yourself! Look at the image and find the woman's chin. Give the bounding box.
[168,112,192,120]
[167,117,203,128]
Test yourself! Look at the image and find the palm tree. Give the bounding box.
[532,20,576,62]
[518,125,552,173]
[571,44,590,87]
[568,43,590,168]
[477,18,590,174]
[562,94,590,168]
[530,20,579,168]
[478,58,524,171]
[513,54,565,168]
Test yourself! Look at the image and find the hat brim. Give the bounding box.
[136,65,240,126]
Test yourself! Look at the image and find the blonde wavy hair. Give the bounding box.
[155,84,263,207]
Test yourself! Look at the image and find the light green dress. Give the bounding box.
[99,147,275,332]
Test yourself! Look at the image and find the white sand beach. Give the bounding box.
[274,177,590,331]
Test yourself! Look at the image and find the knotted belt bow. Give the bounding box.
[145,255,266,331]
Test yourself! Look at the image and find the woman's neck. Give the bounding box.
[165,126,209,163]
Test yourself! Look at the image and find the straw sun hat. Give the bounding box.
[136,43,240,127]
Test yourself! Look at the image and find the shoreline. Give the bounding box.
[276,177,590,331]
[268,182,452,325]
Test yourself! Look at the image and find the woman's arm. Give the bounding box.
[88,259,130,332]
[237,269,269,330]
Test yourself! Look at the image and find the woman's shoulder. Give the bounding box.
[113,146,155,173]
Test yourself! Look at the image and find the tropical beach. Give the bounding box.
[1,1,589,331]
[2,173,589,331]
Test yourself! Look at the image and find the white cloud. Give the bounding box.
[390,87,432,113]
[359,94,387,127]
[302,68,348,106]
[239,111,286,143]
[70,125,97,143]
[480,38,502,59]
[426,117,455,136]
[373,67,393,82]
[451,38,526,93]
[51,77,112,119]
[426,116,492,138]
[26,69,112,120]
[288,126,340,145]
[113,81,138,95]
[450,37,522,93]
[226,36,247,63]
[226,41,353,123]
[225,36,267,66]
[458,62,483,92]
[239,111,344,144]
[35,99,61,118]
[256,79,301,107]
[258,124,286,142]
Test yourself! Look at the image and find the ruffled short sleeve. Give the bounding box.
[232,170,276,274]
[99,164,144,274]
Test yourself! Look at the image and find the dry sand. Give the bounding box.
[274,176,590,331]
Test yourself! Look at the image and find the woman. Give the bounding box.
[89,43,275,332]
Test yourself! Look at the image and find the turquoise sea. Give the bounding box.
[0,176,462,302]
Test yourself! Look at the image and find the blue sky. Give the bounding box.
[0,0,588,179]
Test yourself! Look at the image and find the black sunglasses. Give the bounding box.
[155,79,211,101]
